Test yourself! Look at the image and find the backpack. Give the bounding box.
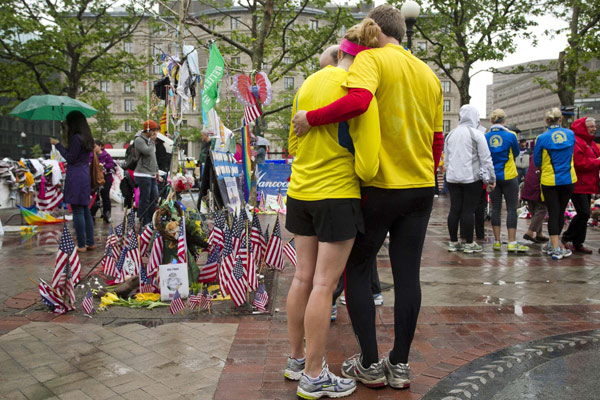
[90,153,105,190]
[124,141,138,171]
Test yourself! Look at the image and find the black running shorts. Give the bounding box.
[285,196,364,242]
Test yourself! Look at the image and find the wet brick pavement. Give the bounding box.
[1,195,600,399]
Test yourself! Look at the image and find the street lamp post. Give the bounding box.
[401,1,421,52]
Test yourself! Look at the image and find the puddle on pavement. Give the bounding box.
[109,319,166,328]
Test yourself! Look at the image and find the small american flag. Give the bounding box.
[244,233,257,291]
[51,224,82,289]
[107,225,118,249]
[231,213,245,255]
[252,283,269,311]
[244,101,262,125]
[82,289,94,315]
[209,212,226,251]
[102,241,117,277]
[227,256,247,307]
[250,211,266,264]
[39,279,66,314]
[200,288,212,311]
[147,235,163,277]
[169,288,185,314]
[127,209,136,230]
[177,217,188,263]
[115,222,124,238]
[264,217,284,270]
[283,238,297,267]
[36,182,63,211]
[139,262,154,293]
[114,247,127,283]
[218,227,234,294]
[199,247,219,283]
[139,223,154,256]
[125,229,141,276]
[188,293,200,310]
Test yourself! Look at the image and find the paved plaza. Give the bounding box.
[1,195,600,399]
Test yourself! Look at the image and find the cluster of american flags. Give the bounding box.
[38,223,82,314]
[202,210,296,311]
[101,210,160,294]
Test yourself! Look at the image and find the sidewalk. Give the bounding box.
[2,196,600,399]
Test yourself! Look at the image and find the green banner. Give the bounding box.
[201,44,225,112]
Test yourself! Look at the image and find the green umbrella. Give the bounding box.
[8,94,98,120]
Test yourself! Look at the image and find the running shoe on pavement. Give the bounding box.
[341,354,387,388]
[463,242,482,253]
[447,241,462,252]
[297,365,356,399]
[373,293,384,306]
[492,241,502,251]
[284,356,305,381]
[507,242,529,252]
[552,247,572,260]
[331,304,337,322]
[381,355,411,389]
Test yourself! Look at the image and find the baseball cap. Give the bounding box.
[143,120,159,132]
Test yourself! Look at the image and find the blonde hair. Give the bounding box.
[490,109,506,124]
[545,107,562,125]
[343,18,380,49]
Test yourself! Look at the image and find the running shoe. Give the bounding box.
[339,296,346,305]
[507,242,529,252]
[381,355,411,389]
[331,305,337,322]
[552,247,572,260]
[448,241,461,252]
[542,243,553,255]
[492,241,502,251]
[341,354,387,388]
[284,356,306,381]
[463,242,483,253]
[297,365,357,399]
[373,293,384,306]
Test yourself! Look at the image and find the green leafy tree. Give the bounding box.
[549,1,600,109]
[0,0,153,104]
[84,93,120,143]
[404,0,542,105]
[183,0,355,83]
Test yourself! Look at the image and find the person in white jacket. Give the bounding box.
[444,105,496,253]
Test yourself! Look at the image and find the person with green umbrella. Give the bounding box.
[50,111,95,252]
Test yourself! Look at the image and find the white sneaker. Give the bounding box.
[373,293,384,306]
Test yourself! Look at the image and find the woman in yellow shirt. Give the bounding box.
[284,19,381,399]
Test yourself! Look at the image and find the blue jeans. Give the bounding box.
[137,176,158,226]
[72,204,94,248]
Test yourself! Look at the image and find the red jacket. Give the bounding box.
[572,117,600,194]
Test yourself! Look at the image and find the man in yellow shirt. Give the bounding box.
[292,4,444,391]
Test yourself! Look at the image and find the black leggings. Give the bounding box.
[345,187,434,367]
[541,184,574,236]
[562,193,591,246]
[447,181,483,243]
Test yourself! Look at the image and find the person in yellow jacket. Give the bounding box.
[284,19,381,400]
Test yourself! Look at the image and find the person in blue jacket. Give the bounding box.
[485,109,529,252]
[533,107,577,260]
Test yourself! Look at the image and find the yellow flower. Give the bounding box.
[100,295,115,308]
[106,292,119,301]
[134,293,160,302]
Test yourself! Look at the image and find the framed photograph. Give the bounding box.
[158,263,189,301]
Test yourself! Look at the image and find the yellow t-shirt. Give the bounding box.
[287,66,381,201]
[346,44,444,188]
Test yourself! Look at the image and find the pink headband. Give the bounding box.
[339,38,371,56]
